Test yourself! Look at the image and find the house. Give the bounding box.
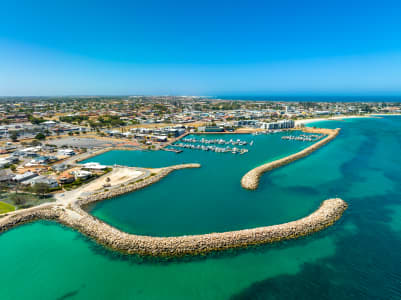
[58,175,74,184]
[22,175,59,188]
[30,156,51,165]
[13,171,38,182]
[0,169,15,183]
[52,163,70,172]
[0,158,11,168]
[32,176,59,188]
[73,170,92,180]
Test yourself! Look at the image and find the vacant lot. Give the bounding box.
[0,201,15,214]
[49,137,120,148]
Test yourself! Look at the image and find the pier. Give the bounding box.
[171,143,249,155]
[162,148,183,153]
[281,133,323,142]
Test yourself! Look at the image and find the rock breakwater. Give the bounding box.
[241,128,340,190]
[0,198,347,257]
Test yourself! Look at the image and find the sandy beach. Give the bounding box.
[295,115,373,126]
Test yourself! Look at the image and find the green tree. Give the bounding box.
[31,183,50,197]
[10,193,26,206]
[10,131,18,142]
[35,132,46,140]
[31,139,42,146]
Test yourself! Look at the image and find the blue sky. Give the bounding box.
[1,0,401,96]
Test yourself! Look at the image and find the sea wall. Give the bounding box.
[72,163,201,213]
[0,205,61,233]
[61,198,347,256]
[241,128,340,190]
[0,197,347,257]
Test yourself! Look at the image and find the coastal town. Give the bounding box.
[0,96,399,215]
[0,96,394,257]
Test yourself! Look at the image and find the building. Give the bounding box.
[198,126,224,132]
[73,170,92,180]
[233,120,257,127]
[58,175,75,184]
[82,162,107,170]
[260,119,295,130]
[13,171,38,182]
[58,149,76,156]
[22,175,59,188]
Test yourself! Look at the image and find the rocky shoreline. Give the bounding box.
[241,128,340,190]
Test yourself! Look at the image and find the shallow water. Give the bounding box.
[1,117,401,299]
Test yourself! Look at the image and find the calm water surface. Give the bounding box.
[88,132,317,236]
[1,117,401,299]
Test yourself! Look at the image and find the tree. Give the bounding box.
[35,132,46,140]
[28,115,45,125]
[10,193,26,206]
[31,183,50,197]
[10,131,18,142]
[31,139,42,146]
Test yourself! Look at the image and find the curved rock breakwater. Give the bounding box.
[241,128,340,190]
[0,198,347,257]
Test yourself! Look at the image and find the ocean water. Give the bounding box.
[215,95,401,102]
[1,116,401,299]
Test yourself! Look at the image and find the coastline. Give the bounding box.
[0,126,349,258]
[295,115,371,126]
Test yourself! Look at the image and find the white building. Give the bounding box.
[58,149,76,156]
[82,162,107,170]
[73,170,92,180]
[260,119,295,130]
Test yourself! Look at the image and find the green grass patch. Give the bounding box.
[0,201,15,214]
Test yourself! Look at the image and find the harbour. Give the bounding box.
[2,117,401,299]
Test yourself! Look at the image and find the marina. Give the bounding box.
[169,136,252,155]
[170,143,249,154]
[181,137,249,146]
[281,133,324,142]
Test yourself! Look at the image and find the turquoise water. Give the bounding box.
[88,132,319,236]
[1,117,401,299]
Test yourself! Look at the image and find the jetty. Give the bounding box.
[241,128,340,190]
[162,148,183,153]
